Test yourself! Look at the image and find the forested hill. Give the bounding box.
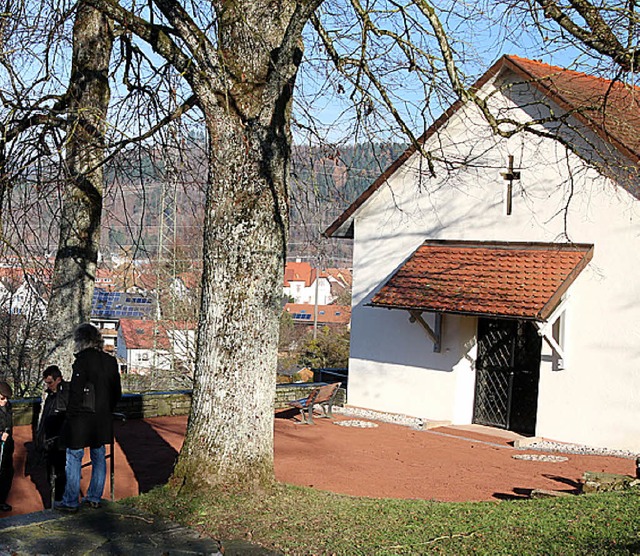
[101,141,407,267]
[288,142,407,265]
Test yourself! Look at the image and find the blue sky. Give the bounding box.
[290,1,607,145]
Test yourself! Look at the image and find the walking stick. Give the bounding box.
[0,440,5,470]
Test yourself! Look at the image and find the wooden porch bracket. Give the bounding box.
[535,296,569,365]
[408,310,442,352]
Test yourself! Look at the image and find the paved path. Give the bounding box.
[3,417,278,554]
[0,502,277,555]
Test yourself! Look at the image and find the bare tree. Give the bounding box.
[45,2,114,373]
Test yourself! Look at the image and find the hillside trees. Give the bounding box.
[2,0,639,494]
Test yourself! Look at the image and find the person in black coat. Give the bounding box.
[36,365,68,505]
[56,323,122,513]
[0,381,13,512]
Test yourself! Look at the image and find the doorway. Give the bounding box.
[473,317,542,435]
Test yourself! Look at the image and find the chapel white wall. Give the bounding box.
[347,76,640,451]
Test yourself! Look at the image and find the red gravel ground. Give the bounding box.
[4,412,635,517]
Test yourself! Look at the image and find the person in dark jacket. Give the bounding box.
[56,323,122,513]
[0,381,14,512]
[36,365,68,504]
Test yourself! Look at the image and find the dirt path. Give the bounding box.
[274,413,634,501]
[5,413,635,517]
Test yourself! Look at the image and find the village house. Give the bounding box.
[90,289,157,352]
[283,260,332,305]
[0,267,48,318]
[95,267,117,292]
[284,302,351,328]
[325,55,640,452]
[117,319,196,376]
[169,270,201,300]
[283,260,351,305]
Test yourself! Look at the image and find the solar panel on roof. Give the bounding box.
[91,289,156,320]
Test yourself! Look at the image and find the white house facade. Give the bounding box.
[326,55,640,452]
[283,261,333,305]
[0,278,47,318]
[117,319,196,375]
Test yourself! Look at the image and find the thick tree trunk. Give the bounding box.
[172,107,291,490]
[171,1,301,490]
[46,3,113,374]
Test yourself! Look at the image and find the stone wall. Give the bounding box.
[10,391,195,427]
[274,383,346,410]
[10,382,345,426]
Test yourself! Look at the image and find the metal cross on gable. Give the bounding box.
[500,155,521,215]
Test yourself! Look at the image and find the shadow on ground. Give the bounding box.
[115,418,179,494]
[493,474,582,500]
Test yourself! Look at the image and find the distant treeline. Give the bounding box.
[101,141,407,265]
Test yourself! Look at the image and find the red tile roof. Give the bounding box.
[118,319,198,350]
[324,268,353,287]
[0,267,52,286]
[284,303,351,325]
[325,54,640,239]
[176,271,201,291]
[119,319,164,350]
[370,241,593,321]
[283,262,317,287]
[506,55,640,163]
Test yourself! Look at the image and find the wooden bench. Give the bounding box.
[287,382,342,424]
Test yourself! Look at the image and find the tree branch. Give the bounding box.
[535,0,640,71]
[310,11,429,172]
[85,0,198,82]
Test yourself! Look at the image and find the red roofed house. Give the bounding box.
[325,55,640,452]
[283,261,332,305]
[117,319,196,375]
[284,303,351,327]
[0,267,49,317]
[170,271,202,300]
[95,267,117,292]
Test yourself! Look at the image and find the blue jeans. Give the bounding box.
[60,446,106,507]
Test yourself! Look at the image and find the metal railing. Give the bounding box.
[313,368,348,392]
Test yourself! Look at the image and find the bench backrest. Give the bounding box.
[315,382,341,403]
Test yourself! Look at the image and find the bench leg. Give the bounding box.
[305,404,315,424]
[296,407,314,425]
[323,403,334,419]
[297,408,308,424]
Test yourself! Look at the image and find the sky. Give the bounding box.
[290,0,614,145]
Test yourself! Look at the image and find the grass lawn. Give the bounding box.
[131,484,640,555]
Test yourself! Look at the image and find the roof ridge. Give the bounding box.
[505,54,640,93]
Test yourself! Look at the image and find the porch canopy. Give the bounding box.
[369,240,594,321]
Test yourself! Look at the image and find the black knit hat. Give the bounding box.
[0,382,12,399]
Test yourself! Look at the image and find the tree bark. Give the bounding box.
[46,2,113,374]
[170,1,307,490]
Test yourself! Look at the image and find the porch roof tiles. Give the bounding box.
[369,241,594,321]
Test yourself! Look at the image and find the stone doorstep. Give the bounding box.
[422,419,453,430]
[513,436,543,449]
